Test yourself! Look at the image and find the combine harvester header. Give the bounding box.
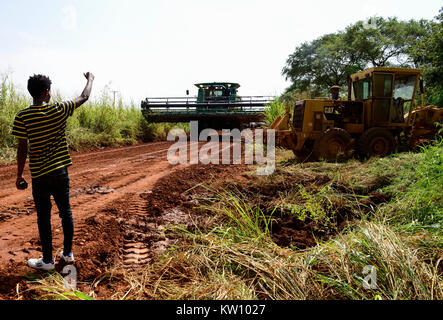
[141,82,275,131]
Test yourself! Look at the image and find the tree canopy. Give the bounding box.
[409,8,443,106]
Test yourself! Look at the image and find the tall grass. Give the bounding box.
[264,88,315,125]
[0,74,31,163]
[201,187,276,240]
[362,140,443,235]
[0,74,31,134]
[265,97,287,125]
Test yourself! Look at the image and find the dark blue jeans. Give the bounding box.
[32,167,74,263]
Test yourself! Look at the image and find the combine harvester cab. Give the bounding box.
[141,82,275,132]
[271,67,442,162]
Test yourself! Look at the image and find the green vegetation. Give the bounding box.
[410,8,443,107]
[203,186,276,240]
[0,74,31,164]
[0,73,185,164]
[265,97,287,125]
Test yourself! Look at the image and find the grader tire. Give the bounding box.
[313,128,353,162]
[358,128,397,159]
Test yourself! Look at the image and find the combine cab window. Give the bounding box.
[205,88,226,98]
[214,90,224,97]
[353,79,372,100]
[204,88,223,99]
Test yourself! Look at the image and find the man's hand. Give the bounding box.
[84,72,95,82]
[74,72,95,109]
[16,176,28,190]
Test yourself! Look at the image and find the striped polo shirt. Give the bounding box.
[11,101,76,179]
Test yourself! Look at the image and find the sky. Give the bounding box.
[0,0,441,104]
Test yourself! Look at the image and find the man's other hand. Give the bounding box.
[16,176,28,190]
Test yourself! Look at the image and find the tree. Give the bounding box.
[347,17,429,67]
[410,8,443,107]
[282,33,364,96]
[282,16,429,97]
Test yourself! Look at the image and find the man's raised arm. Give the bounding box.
[74,72,95,109]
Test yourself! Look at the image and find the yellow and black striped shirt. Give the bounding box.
[11,101,76,179]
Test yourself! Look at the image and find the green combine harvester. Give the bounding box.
[141,82,274,131]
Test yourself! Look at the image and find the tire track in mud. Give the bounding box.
[119,195,154,267]
[110,141,243,269]
[113,193,184,269]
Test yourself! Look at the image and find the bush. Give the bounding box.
[265,97,287,125]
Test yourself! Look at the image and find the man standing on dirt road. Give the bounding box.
[11,72,95,271]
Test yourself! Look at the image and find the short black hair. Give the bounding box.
[27,74,52,99]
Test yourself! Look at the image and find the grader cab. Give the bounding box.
[272,67,442,161]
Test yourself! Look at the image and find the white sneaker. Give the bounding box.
[60,252,75,263]
[28,258,55,271]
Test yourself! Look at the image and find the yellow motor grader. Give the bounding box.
[271,67,443,161]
